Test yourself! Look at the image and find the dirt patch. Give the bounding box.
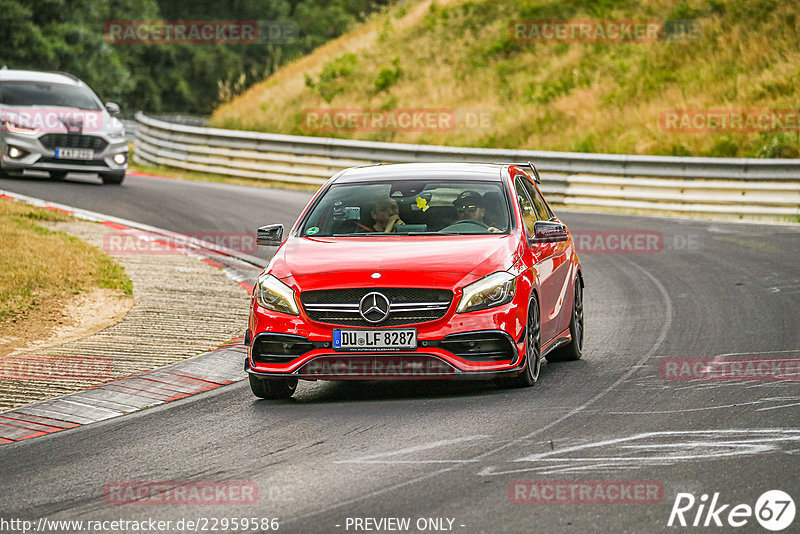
[0,288,132,358]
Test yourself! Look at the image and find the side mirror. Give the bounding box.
[257,224,284,246]
[530,220,568,243]
[105,102,121,116]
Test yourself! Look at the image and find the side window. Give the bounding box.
[514,178,537,236]
[521,177,552,220]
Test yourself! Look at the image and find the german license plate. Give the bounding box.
[55,148,93,160]
[333,329,416,351]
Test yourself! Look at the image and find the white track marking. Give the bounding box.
[477,257,673,474]
[335,435,489,464]
[713,349,800,357]
[608,394,800,414]
[606,401,763,414]
[757,401,800,411]
[480,429,800,476]
[516,429,800,461]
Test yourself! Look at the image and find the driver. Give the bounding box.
[367,197,405,233]
[452,191,501,233]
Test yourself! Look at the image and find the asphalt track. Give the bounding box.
[1,173,799,533]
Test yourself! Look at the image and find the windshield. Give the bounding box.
[0,81,101,110]
[300,180,511,237]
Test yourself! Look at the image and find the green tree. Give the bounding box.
[0,0,392,114]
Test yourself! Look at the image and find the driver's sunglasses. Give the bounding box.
[456,205,479,212]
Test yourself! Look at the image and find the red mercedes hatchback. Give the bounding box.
[245,163,583,399]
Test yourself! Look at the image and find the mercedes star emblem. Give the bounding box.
[359,292,391,323]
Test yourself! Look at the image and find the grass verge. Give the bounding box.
[0,198,132,322]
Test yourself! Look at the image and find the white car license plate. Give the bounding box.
[55,148,94,160]
[333,329,416,351]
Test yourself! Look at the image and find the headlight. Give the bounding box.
[457,272,517,313]
[256,273,299,315]
[109,129,126,139]
[3,121,39,135]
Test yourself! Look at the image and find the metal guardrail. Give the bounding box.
[124,116,207,143]
[134,113,800,219]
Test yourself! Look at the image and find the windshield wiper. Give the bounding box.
[331,233,377,237]
[360,232,443,236]
[331,231,465,236]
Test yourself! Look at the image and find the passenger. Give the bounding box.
[452,191,501,232]
[367,197,405,233]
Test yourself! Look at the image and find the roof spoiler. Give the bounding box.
[508,162,541,184]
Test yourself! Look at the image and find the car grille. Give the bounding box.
[39,134,108,151]
[301,288,453,327]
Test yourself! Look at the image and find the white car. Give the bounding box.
[0,68,128,184]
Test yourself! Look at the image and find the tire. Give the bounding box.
[100,171,125,185]
[546,279,584,362]
[249,374,297,399]
[49,171,67,181]
[502,294,541,388]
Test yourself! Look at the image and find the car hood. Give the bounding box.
[269,235,520,289]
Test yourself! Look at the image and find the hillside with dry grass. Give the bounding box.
[0,200,132,323]
[211,0,800,158]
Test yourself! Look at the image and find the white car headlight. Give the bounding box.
[256,273,299,315]
[457,272,517,313]
[3,121,39,135]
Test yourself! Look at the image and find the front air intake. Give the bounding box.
[439,332,516,362]
[251,333,314,364]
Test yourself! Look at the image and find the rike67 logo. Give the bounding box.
[668,490,795,531]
